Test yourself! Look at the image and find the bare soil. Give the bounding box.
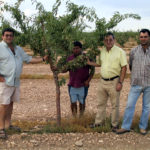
[13,78,141,121]
[1,54,150,149]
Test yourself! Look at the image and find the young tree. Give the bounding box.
[1,0,98,126]
[1,0,140,126]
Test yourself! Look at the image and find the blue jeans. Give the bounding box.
[122,85,150,130]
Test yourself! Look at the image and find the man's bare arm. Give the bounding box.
[116,65,127,91]
[87,59,100,67]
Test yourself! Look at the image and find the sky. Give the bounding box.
[1,0,150,32]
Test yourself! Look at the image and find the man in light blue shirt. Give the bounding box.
[0,39,32,87]
[0,28,45,139]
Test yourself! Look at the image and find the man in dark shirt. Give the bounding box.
[67,41,94,117]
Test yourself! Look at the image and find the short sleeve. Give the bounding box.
[120,50,127,67]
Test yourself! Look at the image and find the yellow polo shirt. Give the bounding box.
[97,45,127,78]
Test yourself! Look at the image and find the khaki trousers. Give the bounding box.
[95,78,120,127]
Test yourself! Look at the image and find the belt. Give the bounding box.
[102,76,119,81]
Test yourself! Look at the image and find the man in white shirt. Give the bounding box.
[0,28,46,139]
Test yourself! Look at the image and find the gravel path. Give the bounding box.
[1,132,150,150]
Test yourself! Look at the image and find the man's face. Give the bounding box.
[2,31,14,45]
[73,46,82,56]
[104,35,115,50]
[139,32,150,46]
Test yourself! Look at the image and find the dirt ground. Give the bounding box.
[0,63,150,150]
[12,78,141,121]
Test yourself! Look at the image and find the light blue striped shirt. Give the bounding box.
[0,41,32,87]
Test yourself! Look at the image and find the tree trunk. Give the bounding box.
[52,70,61,126]
[49,62,61,126]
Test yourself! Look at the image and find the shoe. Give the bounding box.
[140,129,147,135]
[116,128,130,134]
[111,125,119,133]
[0,129,7,140]
[89,123,102,128]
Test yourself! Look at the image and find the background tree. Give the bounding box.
[114,31,139,47]
[0,0,140,126]
[87,12,141,46]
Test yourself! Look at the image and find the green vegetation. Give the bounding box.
[114,31,139,47]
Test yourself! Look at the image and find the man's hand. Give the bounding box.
[86,58,93,66]
[84,80,89,87]
[43,55,48,61]
[86,58,100,67]
[51,65,58,71]
[43,49,49,61]
[0,76,5,82]
[116,82,122,91]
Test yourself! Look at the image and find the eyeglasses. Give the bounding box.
[4,34,14,37]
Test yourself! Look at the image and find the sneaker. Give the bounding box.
[116,128,130,134]
[89,123,102,128]
[140,129,147,135]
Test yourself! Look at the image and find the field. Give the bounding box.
[1,40,150,150]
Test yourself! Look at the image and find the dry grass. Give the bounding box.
[9,113,150,135]
[11,113,111,134]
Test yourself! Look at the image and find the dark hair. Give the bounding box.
[140,29,150,36]
[104,32,115,39]
[2,28,15,36]
[73,41,82,48]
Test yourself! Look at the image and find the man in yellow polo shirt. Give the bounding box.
[88,32,127,132]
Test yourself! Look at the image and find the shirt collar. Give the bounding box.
[139,44,150,53]
[104,45,115,52]
[1,40,8,47]
[1,40,16,48]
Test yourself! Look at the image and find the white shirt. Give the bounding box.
[0,41,32,87]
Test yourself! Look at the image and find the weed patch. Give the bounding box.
[9,113,149,135]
